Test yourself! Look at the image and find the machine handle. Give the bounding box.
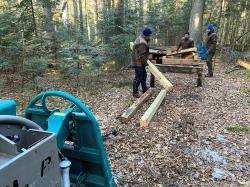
[0,115,43,130]
[26,90,97,123]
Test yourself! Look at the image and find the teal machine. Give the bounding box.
[0,91,114,187]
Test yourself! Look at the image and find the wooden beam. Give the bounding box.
[149,48,166,55]
[120,88,154,123]
[147,60,173,91]
[140,90,167,127]
[194,55,201,62]
[237,60,250,70]
[130,42,134,50]
[166,47,197,56]
[155,64,203,74]
[162,57,201,65]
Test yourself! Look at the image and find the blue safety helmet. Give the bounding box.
[143,27,152,36]
[207,23,214,31]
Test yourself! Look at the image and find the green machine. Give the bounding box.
[0,91,114,187]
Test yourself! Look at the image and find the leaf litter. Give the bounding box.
[0,63,249,186]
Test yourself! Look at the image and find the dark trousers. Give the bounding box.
[133,67,147,94]
[206,53,215,76]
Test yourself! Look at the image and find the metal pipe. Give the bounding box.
[0,115,43,130]
[59,160,71,187]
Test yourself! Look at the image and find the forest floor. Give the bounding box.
[1,61,250,187]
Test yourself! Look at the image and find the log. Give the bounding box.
[166,47,197,56]
[155,64,203,74]
[237,60,250,70]
[120,88,154,123]
[140,90,167,127]
[162,57,201,65]
[147,60,173,91]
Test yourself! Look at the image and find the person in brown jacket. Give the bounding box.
[205,23,217,77]
[131,27,152,98]
[176,32,194,59]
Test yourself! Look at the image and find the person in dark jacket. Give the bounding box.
[176,32,194,59]
[131,27,152,98]
[205,23,217,77]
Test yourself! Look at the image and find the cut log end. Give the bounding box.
[166,85,174,91]
[139,120,149,127]
[237,60,250,70]
[139,89,167,127]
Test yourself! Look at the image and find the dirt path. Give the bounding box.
[1,63,249,186]
[91,64,250,187]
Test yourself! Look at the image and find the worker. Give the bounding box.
[205,23,217,77]
[176,32,194,59]
[131,27,152,98]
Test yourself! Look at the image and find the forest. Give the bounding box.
[0,0,249,80]
[0,0,250,186]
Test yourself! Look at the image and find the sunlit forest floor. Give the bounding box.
[1,61,250,186]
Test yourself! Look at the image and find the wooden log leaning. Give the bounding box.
[120,88,154,123]
[140,90,167,127]
[237,60,250,70]
[166,47,197,56]
[147,60,173,91]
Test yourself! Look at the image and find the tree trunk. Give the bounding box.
[217,0,224,45]
[241,0,249,51]
[84,0,90,40]
[95,0,99,41]
[73,0,79,27]
[78,0,84,42]
[229,15,236,48]
[31,0,38,36]
[222,15,230,46]
[114,0,124,34]
[139,0,144,27]
[189,0,205,45]
[40,0,54,33]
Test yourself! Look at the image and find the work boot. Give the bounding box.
[205,74,213,77]
[142,86,150,93]
[133,93,141,98]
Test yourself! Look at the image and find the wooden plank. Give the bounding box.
[149,48,166,55]
[166,47,197,56]
[140,90,167,127]
[130,42,134,50]
[155,64,203,74]
[194,55,201,62]
[147,60,173,91]
[120,88,154,123]
[237,60,250,70]
[162,57,201,65]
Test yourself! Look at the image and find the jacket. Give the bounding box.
[132,35,149,67]
[206,32,217,54]
[177,37,194,51]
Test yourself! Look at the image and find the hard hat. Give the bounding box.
[143,27,152,36]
